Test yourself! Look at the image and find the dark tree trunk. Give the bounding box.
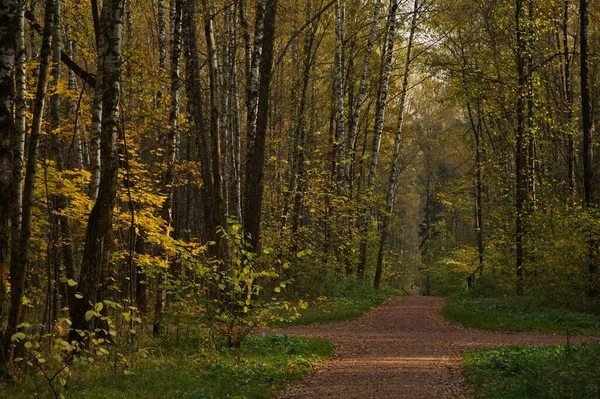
[243,0,278,251]
[70,0,125,340]
[580,0,597,297]
[0,0,20,376]
[7,0,55,358]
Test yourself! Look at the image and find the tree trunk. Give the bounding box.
[515,0,527,296]
[153,0,181,337]
[374,0,417,289]
[346,0,381,186]
[203,0,225,256]
[333,0,347,187]
[181,0,216,249]
[290,0,320,248]
[358,0,399,278]
[70,0,125,340]
[0,0,20,376]
[7,0,55,358]
[246,0,264,159]
[580,0,596,297]
[561,0,575,199]
[243,0,278,251]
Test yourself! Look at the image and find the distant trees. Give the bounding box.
[0,0,597,382]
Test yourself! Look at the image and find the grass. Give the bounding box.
[446,295,600,399]
[1,333,333,399]
[2,281,398,398]
[463,342,600,399]
[443,295,600,336]
[283,286,400,326]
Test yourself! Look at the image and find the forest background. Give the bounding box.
[0,0,599,393]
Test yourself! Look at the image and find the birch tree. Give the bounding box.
[0,0,20,373]
[358,0,399,278]
[374,0,419,289]
[7,0,55,357]
[70,0,125,338]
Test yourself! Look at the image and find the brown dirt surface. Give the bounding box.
[274,291,597,399]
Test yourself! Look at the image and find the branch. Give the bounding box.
[25,9,97,88]
[273,0,337,71]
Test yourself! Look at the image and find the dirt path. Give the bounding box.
[275,293,595,399]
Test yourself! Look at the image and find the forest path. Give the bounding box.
[274,294,591,399]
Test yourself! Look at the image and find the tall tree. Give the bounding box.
[243,0,278,251]
[70,0,126,339]
[580,0,596,297]
[7,0,55,358]
[358,0,399,278]
[374,0,419,289]
[0,0,20,375]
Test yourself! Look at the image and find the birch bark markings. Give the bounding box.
[334,0,347,187]
[367,0,399,190]
[0,0,19,368]
[346,0,381,180]
[358,0,398,278]
[7,0,55,357]
[70,0,125,337]
[154,0,182,337]
[374,0,419,289]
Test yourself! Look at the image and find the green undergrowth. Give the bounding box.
[283,284,400,326]
[1,333,333,399]
[463,342,600,399]
[444,295,600,336]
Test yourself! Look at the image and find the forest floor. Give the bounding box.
[274,291,594,399]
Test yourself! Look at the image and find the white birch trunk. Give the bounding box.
[346,0,381,178]
[334,0,346,186]
[374,0,419,289]
[366,0,398,190]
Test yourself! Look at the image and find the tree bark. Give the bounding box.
[7,0,55,358]
[203,0,225,255]
[70,0,125,339]
[358,0,399,278]
[333,0,347,187]
[243,0,278,251]
[346,0,381,186]
[580,0,597,297]
[0,0,20,375]
[374,0,417,289]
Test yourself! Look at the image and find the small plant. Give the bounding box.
[206,220,305,348]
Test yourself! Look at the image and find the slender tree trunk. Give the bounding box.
[88,0,103,201]
[7,2,26,320]
[580,0,596,297]
[246,0,264,159]
[229,2,242,221]
[7,0,55,358]
[374,0,417,289]
[203,0,225,256]
[0,0,20,376]
[153,0,181,337]
[561,0,575,199]
[70,0,125,339]
[181,0,215,249]
[358,0,398,278]
[515,0,527,296]
[48,0,77,313]
[243,0,278,251]
[346,0,381,185]
[334,0,347,186]
[290,0,320,248]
